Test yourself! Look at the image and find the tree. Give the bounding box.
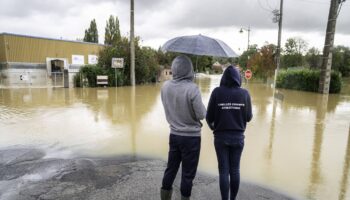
[305,47,322,69]
[84,19,99,43]
[104,15,121,46]
[238,44,258,70]
[282,37,308,68]
[249,44,276,80]
[332,46,350,77]
[98,36,161,85]
[156,47,181,69]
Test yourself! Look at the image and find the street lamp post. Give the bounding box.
[239,26,251,50]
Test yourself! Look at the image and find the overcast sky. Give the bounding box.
[0,0,349,54]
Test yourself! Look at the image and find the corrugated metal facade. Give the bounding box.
[0,33,104,64]
[0,34,6,62]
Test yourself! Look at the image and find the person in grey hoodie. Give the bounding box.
[160,55,206,200]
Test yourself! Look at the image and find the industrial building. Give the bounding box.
[0,33,105,87]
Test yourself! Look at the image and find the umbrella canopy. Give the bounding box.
[161,34,238,58]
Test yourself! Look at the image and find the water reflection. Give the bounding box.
[130,86,136,157]
[195,76,212,94]
[72,85,160,124]
[0,78,350,200]
[339,126,350,200]
[245,83,272,119]
[307,95,328,199]
[266,95,278,162]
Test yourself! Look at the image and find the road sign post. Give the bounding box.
[112,58,124,87]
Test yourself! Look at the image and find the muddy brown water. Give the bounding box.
[0,75,349,200]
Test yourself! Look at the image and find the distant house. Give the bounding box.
[0,33,106,87]
[212,61,223,73]
[158,65,172,81]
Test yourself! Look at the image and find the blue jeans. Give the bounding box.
[162,134,201,197]
[214,134,244,200]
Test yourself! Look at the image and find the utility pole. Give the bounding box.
[130,0,135,86]
[273,0,283,87]
[319,0,345,94]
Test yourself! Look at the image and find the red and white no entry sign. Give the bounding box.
[245,69,252,80]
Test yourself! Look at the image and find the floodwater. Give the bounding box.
[0,76,349,200]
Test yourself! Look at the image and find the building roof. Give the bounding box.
[0,32,106,47]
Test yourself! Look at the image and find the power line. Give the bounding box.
[337,0,347,17]
[293,0,349,6]
[294,0,330,4]
[257,0,274,12]
[265,0,276,10]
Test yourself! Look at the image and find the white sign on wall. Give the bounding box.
[20,74,29,81]
[72,55,85,65]
[88,55,98,64]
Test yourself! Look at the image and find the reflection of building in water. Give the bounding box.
[73,85,161,125]
[338,126,350,200]
[158,66,172,81]
[0,33,104,87]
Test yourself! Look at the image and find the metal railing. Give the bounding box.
[51,72,63,87]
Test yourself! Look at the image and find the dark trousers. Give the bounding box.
[214,135,244,200]
[162,134,201,197]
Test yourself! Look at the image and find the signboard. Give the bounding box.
[20,74,29,81]
[245,69,252,80]
[72,55,85,65]
[88,55,98,64]
[112,58,124,68]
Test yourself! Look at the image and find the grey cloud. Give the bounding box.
[165,0,350,34]
[0,0,348,45]
[166,0,281,31]
[117,0,173,13]
[0,0,116,18]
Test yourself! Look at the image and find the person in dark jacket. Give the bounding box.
[206,65,252,200]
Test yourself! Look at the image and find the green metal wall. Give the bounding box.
[1,33,104,64]
[0,35,6,62]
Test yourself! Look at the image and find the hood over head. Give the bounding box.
[171,55,194,81]
[220,65,241,87]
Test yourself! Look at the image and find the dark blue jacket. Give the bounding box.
[206,66,252,136]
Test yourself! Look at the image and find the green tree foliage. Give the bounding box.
[249,44,276,80]
[238,44,258,69]
[97,36,160,85]
[237,37,350,79]
[74,65,104,87]
[305,47,321,69]
[104,15,121,45]
[135,46,159,83]
[282,37,308,68]
[156,47,178,67]
[188,55,213,73]
[155,48,213,73]
[83,19,99,43]
[332,46,350,77]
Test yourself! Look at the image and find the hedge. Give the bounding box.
[74,65,127,87]
[276,69,342,93]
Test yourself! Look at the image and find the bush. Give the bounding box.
[74,65,131,87]
[276,69,342,93]
[74,65,105,87]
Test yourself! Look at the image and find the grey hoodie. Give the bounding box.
[161,55,207,137]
